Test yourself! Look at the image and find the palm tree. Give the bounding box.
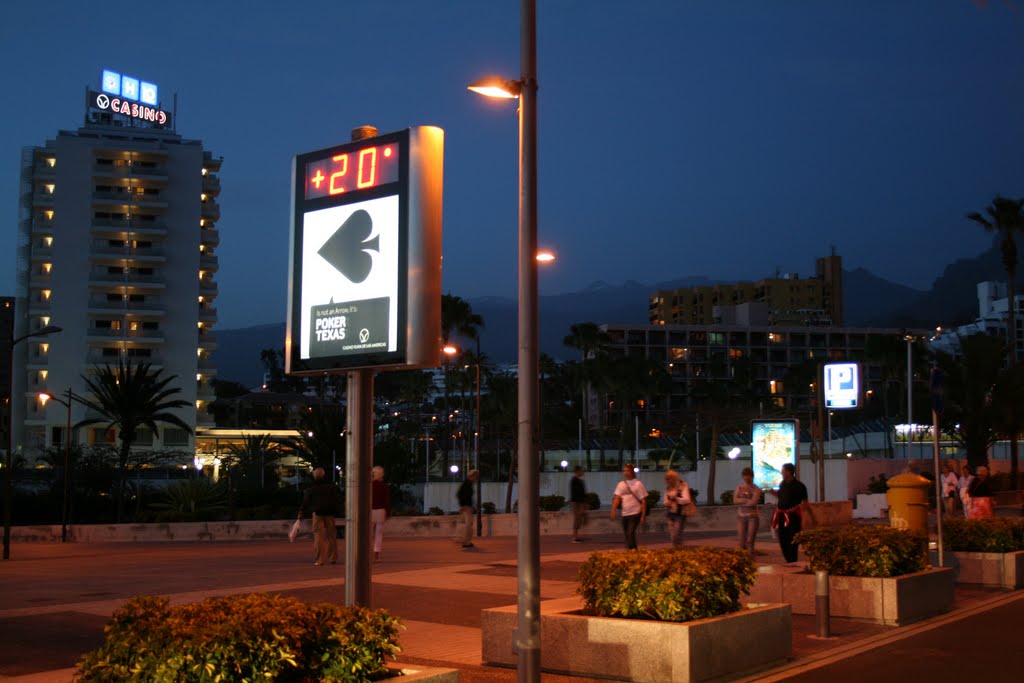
[223,433,282,491]
[440,294,484,471]
[75,359,192,522]
[968,196,1024,486]
[936,334,1004,468]
[563,322,612,467]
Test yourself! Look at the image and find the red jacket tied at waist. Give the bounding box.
[772,506,802,529]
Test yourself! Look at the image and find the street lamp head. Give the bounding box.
[536,250,556,263]
[467,75,521,99]
[37,325,63,336]
[443,345,460,356]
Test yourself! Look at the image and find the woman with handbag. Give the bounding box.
[664,470,693,547]
[734,467,761,557]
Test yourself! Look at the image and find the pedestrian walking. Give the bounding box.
[663,470,693,547]
[371,465,390,562]
[958,463,974,516]
[610,463,648,550]
[734,467,761,557]
[967,465,994,519]
[297,467,341,566]
[457,469,479,549]
[940,462,959,518]
[569,467,588,543]
[771,463,814,564]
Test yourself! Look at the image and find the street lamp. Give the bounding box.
[468,0,540,677]
[3,324,62,560]
[904,334,914,459]
[38,389,79,543]
[444,344,483,537]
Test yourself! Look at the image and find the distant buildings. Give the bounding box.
[649,252,844,328]
[12,71,221,456]
[930,280,1024,361]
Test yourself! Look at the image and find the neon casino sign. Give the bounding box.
[89,69,171,126]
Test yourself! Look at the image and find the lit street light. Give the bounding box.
[4,324,63,560]
[443,344,483,537]
[38,389,83,543]
[467,0,540,677]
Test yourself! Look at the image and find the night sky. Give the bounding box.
[2,1,1023,328]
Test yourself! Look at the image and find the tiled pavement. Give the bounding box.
[0,528,1019,682]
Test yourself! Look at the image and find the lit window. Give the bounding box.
[42,263,52,274]
[129,321,139,332]
[44,184,55,194]
[196,373,202,381]
[39,343,49,354]
[200,219,205,227]
[43,210,54,221]
[44,237,53,247]
[201,168,208,176]
[200,194,207,202]
[39,370,48,381]
[42,290,51,301]
[41,317,50,326]
[45,157,56,168]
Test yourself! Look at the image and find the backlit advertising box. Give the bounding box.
[751,419,799,490]
[824,362,860,409]
[286,127,443,374]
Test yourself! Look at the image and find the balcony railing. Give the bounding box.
[89,273,166,288]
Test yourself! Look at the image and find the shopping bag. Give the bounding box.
[288,519,301,543]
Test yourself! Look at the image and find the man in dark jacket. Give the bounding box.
[297,467,341,566]
[570,467,588,543]
[457,469,478,549]
[771,463,815,564]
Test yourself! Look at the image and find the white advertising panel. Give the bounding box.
[824,362,860,409]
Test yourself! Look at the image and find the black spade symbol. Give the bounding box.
[317,209,379,284]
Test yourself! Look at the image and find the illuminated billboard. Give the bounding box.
[824,362,860,409]
[286,127,443,374]
[751,419,799,490]
[93,69,169,126]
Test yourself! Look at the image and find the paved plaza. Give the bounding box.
[0,527,1021,682]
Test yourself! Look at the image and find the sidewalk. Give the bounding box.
[0,528,1019,682]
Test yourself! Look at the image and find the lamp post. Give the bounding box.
[468,0,540,676]
[39,389,79,543]
[444,344,484,537]
[3,324,63,560]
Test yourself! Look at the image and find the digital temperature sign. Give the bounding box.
[286,127,444,375]
[304,142,400,199]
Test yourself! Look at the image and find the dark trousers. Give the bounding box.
[777,514,802,563]
[622,514,642,550]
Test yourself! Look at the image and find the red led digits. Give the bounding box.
[305,143,399,199]
[356,148,378,189]
[328,154,349,195]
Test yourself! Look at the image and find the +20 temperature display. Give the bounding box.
[304,142,400,200]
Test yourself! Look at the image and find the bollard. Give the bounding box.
[815,569,830,638]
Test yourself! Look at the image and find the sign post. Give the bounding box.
[287,125,443,606]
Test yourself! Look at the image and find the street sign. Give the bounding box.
[751,419,799,490]
[286,127,443,374]
[824,362,860,409]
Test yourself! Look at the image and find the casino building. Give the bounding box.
[12,70,221,455]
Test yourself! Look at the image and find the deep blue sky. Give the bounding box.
[3,1,1023,328]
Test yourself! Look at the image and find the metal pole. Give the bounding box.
[345,368,373,607]
[906,336,913,460]
[933,408,944,567]
[817,363,825,502]
[516,0,540,678]
[475,362,482,537]
[815,570,831,638]
[61,390,72,543]
[578,418,582,467]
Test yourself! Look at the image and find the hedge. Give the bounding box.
[76,594,401,682]
[577,546,755,622]
[943,518,1024,553]
[795,526,927,578]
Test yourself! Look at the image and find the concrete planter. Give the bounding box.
[481,596,791,682]
[949,550,1024,589]
[746,566,954,626]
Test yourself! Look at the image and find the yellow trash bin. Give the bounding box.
[885,473,930,533]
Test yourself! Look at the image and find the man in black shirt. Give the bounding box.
[457,469,479,549]
[297,467,341,566]
[570,467,588,543]
[772,463,815,564]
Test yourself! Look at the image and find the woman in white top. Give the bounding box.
[958,463,974,517]
[940,462,959,517]
[663,470,692,547]
[734,467,761,557]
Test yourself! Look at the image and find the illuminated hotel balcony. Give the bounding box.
[31,246,53,260]
[92,191,169,210]
[32,191,55,207]
[199,306,217,324]
[201,201,220,220]
[87,298,166,316]
[85,351,164,368]
[199,278,218,297]
[201,175,221,194]
[89,272,166,289]
[91,219,168,238]
[29,271,53,287]
[90,245,167,264]
[200,228,219,247]
[93,163,168,181]
[86,328,165,344]
[197,355,216,370]
[199,253,218,270]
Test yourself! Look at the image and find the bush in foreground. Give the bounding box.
[796,526,927,578]
[943,517,1024,553]
[577,546,755,622]
[76,594,401,682]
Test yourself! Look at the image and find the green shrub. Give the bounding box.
[481,501,497,514]
[720,490,734,505]
[427,506,444,516]
[583,492,601,510]
[539,495,566,511]
[645,490,661,509]
[867,474,889,494]
[943,518,1024,553]
[76,594,401,682]
[577,546,755,622]
[150,479,228,522]
[795,526,927,577]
